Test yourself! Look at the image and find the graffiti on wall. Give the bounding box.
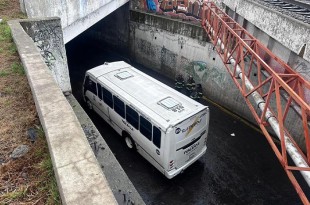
[20,19,70,92]
[184,60,226,87]
[137,38,156,57]
[33,23,63,69]
[144,0,204,21]
[161,46,177,68]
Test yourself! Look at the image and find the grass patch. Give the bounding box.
[9,43,17,54]
[0,70,10,77]
[0,0,9,10]
[37,158,61,204]
[0,1,60,204]
[0,126,61,205]
[2,186,28,201]
[11,62,24,75]
[0,23,12,42]
[3,86,13,94]
[48,177,61,205]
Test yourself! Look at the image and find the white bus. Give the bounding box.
[83,61,209,179]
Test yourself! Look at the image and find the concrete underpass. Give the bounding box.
[11,0,310,204]
[64,14,302,204]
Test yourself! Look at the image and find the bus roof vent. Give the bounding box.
[158,97,184,112]
[115,71,133,80]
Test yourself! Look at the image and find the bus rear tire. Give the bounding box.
[125,135,135,150]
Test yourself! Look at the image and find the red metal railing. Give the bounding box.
[201,1,310,204]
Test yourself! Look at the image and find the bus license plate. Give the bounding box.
[184,142,199,155]
[189,152,196,160]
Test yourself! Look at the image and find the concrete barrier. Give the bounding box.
[9,18,118,205]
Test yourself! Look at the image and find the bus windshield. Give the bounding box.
[175,110,208,142]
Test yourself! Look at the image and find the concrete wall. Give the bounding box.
[223,0,310,64]
[223,3,310,83]
[21,0,129,43]
[128,10,307,150]
[129,10,253,121]
[20,18,71,92]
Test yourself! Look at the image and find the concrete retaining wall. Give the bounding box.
[9,18,118,205]
[223,2,310,83]
[20,18,71,92]
[129,10,253,121]
[223,0,310,65]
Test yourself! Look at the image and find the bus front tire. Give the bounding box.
[125,135,136,150]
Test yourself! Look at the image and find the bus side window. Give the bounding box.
[140,116,152,140]
[102,86,113,108]
[97,83,102,100]
[153,126,161,148]
[113,96,125,118]
[126,105,139,129]
[87,78,97,95]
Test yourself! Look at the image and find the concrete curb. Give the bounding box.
[9,19,118,205]
[66,95,145,205]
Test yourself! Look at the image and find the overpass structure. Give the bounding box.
[20,0,129,43]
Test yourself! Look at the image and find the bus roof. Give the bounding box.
[86,61,207,129]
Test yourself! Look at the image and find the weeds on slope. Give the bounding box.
[0,0,60,204]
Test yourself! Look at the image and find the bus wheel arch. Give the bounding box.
[123,132,136,150]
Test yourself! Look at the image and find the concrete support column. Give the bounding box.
[19,0,26,14]
[20,18,71,92]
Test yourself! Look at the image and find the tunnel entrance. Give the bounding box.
[65,4,301,204]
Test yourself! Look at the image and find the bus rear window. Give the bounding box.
[153,126,161,148]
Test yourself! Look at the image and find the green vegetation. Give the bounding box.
[0,70,9,77]
[0,21,12,42]
[11,62,25,75]
[0,1,61,204]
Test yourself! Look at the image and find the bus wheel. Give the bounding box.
[125,136,135,150]
[86,99,93,110]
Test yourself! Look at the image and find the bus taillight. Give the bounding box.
[168,160,175,171]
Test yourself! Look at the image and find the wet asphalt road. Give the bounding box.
[66,35,302,205]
